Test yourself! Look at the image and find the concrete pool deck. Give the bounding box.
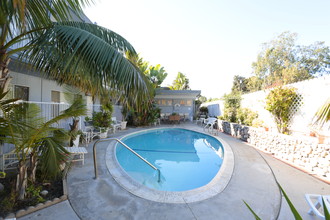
[19,123,330,220]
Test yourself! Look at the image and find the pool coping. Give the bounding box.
[105,127,234,204]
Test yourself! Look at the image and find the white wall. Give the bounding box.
[241,76,330,135]
[10,71,123,121]
[10,71,86,103]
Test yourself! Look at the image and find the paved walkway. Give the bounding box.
[19,123,330,220]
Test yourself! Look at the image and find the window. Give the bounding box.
[14,85,29,101]
[187,100,192,106]
[180,100,186,105]
[51,91,61,117]
[51,91,61,103]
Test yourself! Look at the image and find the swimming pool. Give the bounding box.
[115,128,224,192]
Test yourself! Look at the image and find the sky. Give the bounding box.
[83,0,330,98]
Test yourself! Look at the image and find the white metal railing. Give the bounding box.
[0,101,123,171]
[16,101,73,130]
[1,151,19,172]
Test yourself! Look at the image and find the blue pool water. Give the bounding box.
[116,128,224,191]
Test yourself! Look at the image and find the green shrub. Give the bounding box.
[221,92,242,123]
[0,189,16,214]
[251,118,265,128]
[265,86,302,134]
[26,183,45,204]
[0,171,6,178]
[92,111,112,128]
[199,106,209,114]
[237,108,258,126]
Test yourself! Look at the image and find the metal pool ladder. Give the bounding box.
[93,138,161,182]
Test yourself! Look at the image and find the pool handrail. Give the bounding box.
[93,137,161,182]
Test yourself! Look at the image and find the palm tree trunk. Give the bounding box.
[16,160,28,200]
[0,50,12,92]
[69,117,80,146]
[28,152,38,183]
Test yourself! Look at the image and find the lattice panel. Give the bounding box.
[288,94,303,128]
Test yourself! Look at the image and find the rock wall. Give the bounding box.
[217,120,330,182]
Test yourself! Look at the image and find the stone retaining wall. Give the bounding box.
[218,120,330,182]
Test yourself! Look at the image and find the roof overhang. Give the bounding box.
[155,89,201,99]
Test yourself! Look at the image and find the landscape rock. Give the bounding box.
[222,120,330,182]
[40,190,48,197]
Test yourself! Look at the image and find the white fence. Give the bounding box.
[14,101,123,131]
[241,76,330,136]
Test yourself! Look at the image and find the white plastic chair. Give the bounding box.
[64,147,88,165]
[305,194,330,219]
[111,117,121,133]
[203,118,218,135]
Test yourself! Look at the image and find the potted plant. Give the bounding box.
[121,105,129,130]
[91,103,113,138]
[92,111,112,138]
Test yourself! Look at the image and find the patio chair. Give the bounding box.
[203,117,218,135]
[111,117,121,133]
[160,113,165,121]
[184,113,189,121]
[179,113,184,122]
[196,115,206,126]
[83,121,105,142]
[164,113,170,122]
[305,194,330,219]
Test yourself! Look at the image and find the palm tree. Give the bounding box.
[169,72,190,90]
[0,0,150,200]
[0,0,150,99]
[0,87,87,200]
[148,64,168,88]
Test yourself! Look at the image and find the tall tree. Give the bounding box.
[169,72,190,90]
[0,0,150,100]
[148,64,168,88]
[126,54,168,89]
[249,31,330,91]
[231,75,249,93]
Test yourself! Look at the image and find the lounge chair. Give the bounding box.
[64,147,88,165]
[305,194,330,219]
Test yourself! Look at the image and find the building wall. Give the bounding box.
[9,71,123,123]
[155,98,195,121]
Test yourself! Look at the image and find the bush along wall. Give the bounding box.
[218,119,330,182]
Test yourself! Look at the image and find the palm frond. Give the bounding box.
[277,183,303,220]
[21,21,150,101]
[38,135,69,178]
[313,98,330,128]
[1,0,94,49]
[243,201,262,220]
